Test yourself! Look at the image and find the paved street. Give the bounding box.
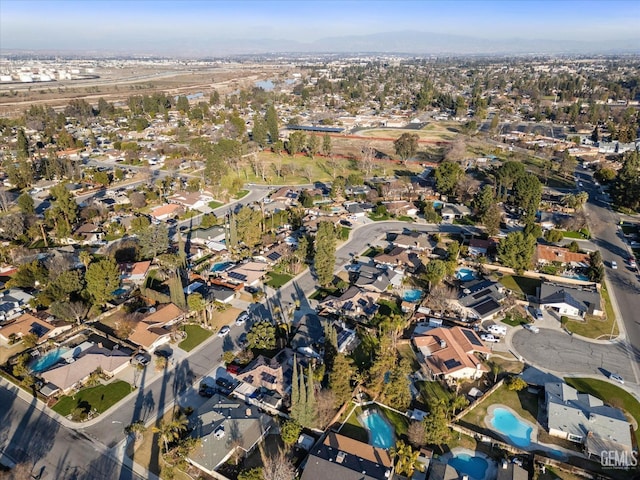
[511,328,636,381]
[576,169,640,383]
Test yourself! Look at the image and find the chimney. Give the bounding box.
[336,451,346,464]
[440,340,447,348]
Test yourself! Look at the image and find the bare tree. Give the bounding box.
[454,176,480,204]
[0,188,10,212]
[315,389,337,429]
[407,420,426,447]
[260,446,296,480]
[444,136,467,163]
[359,143,376,176]
[426,283,457,312]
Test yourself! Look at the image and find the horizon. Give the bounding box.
[1,0,640,56]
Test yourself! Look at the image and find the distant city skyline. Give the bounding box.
[1,0,639,55]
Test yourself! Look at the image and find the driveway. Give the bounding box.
[511,328,635,381]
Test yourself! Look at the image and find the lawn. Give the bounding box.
[53,381,133,416]
[565,377,640,445]
[416,380,453,407]
[309,286,339,301]
[562,229,590,239]
[378,405,410,437]
[361,246,383,258]
[368,212,391,221]
[340,405,369,443]
[208,201,224,209]
[338,226,351,241]
[499,275,541,297]
[501,312,529,327]
[563,281,618,339]
[178,324,213,352]
[397,215,414,223]
[397,343,420,372]
[264,272,293,288]
[234,189,249,199]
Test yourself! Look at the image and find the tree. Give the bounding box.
[494,161,525,200]
[489,360,501,383]
[50,300,89,324]
[21,332,38,348]
[423,259,447,289]
[46,184,79,238]
[513,173,542,222]
[498,232,536,274]
[252,114,268,147]
[507,376,528,391]
[16,128,29,159]
[329,354,354,407]
[176,95,190,113]
[560,149,577,178]
[130,215,151,234]
[17,193,35,215]
[233,206,263,249]
[591,126,599,143]
[265,105,279,143]
[314,221,336,286]
[422,201,442,224]
[391,440,425,478]
[322,132,332,157]
[286,131,306,156]
[407,420,426,447]
[383,359,412,410]
[434,161,463,196]
[138,224,169,259]
[612,152,640,210]
[473,185,494,217]
[85,257,120,306]
[247,321,276,350]
[238,468,264,480]
[280,420,302,447]
[187,293,206,322]
[260,446,296,480]
[394,133,419,163]
[482,203,502,236]
[422,405,450,451]
[153,413,188,454]
[545,229,564,244]
[307,134,319,158]
[6,260,48,289]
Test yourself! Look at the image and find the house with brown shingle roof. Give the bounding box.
[535,245,590,267]
[128,303,184,352]
[150,203,183,221]
[0,313,71,345]
[413,326,490,381]
[120,260,151,284]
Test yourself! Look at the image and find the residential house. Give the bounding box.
[39,344,130,395]
[187,394,276,476]
[301,432,394,480]
[222,261,268,287]
[319,286,380,320]
[150,203,183,221]
[535,245,590,268]
[72,223,104,245]
[458,279,506,320]
[352,263,403,293]
[235,349,296,403]
[189,225,226,247]
[254,242,291,266]
[496,460,528,480]
[169,190,215,213]
[120,260,151,284]
[538,282,603,318]
[344,202,367,218]
[374,246,422,273]
[413,326,490,381]
[468,238,493,257]
[208,286,235,304]
[129,303,184,352]
[0,313,71,345]
[428,462,460,480]
[545,381,633,462]
[440,203,471,223]
[381,201,418,217]
[291,314,323,358]
[0,288,34,322]
[270,187,299,205]
[391,231,436,252]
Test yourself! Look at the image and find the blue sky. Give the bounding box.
[1,0,639,53]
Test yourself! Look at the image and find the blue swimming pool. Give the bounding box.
[561,273,590,281]
[211,262,233,272]
[112,287,128,296]
[30,347,70,373]
[489,407,532,448]
[359,410,394,449]
[432,201,444,209]
[403,289,423,302]
[456,268,476,282]
[448,452,489,480]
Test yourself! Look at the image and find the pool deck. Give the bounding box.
[438,447,496,480]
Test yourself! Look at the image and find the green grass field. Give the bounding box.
[179,324,214,352]
[264,272,293,288]
[53,381,133,417]
[499,275,541,297]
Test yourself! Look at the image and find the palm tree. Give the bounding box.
[79,250,92,269]
[153,414,188,454]
[391,440,425,477]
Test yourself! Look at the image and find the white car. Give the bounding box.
[480,333,500,343]
[217,326,230,337]
[610,374,624,384]
[523,323,540,333]
[235,312,250,326]
[611,261,618,269]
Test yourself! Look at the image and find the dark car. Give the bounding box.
[199,383,216,397]
[215,377,236,395]
[132,353,150,366]
[154,349,172,359]
[244,285,259,294]
[340,219,353,227]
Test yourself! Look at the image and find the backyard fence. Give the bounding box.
[449,422,527,456]
[533,454,614,480]
[453,378,505,423]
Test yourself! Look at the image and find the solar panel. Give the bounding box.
[443,359,461,369]
[343,301,353,311]
[266,252,281,261]
[261,372,277,384]
[472,289,491,300]
[473,298,500,316]
[463,329,483,347]
[228,271,247,281]
[30,322,50,338]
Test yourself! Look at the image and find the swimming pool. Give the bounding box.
[489,407,533,448]
[403,289,423,302]
[211,262,233,272]
[448,452,489,480]
[359,410,394,449]
[30,347,70,373]
[561,273,590,281]
[456,268,476,282]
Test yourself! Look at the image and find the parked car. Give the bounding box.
[244,285,259,294]
[611,260,618,269]
[215,377,236,395]
[132,353,150,366]
[488,324,507,336]
[480,333,500,343]
[535,308,544,321]
[629,257,637,269]
[610,373,624,384]
[235,312,250,326]
[154,349,172,359]
[199,383,216,397]
[217,326,230,337]
[523,323,540,333]
[340,219,353,227]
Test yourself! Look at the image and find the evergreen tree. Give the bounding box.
[314,221,337,286]
[482,203,502,236]
[252,114,268,147]
[473,185,494,217]
[16,128,29,159]
[169,270,186,310]
[265,105,279,143]
[306,364,317,427]
[498,232,536,274]
[329,354,354,408]
[17,193,35,215]
[322,133,332,157]
[290,357,301,421]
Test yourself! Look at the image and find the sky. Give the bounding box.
[1,0,639,54]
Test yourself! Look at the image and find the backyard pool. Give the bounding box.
[359,410,394,449]
[211,262,233,273]
[489,407,533,448]
[447,452,489,480]
[30,347,70,373]
[456,267,476,282]
[561,273,590,281]
[403,289,423,302]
